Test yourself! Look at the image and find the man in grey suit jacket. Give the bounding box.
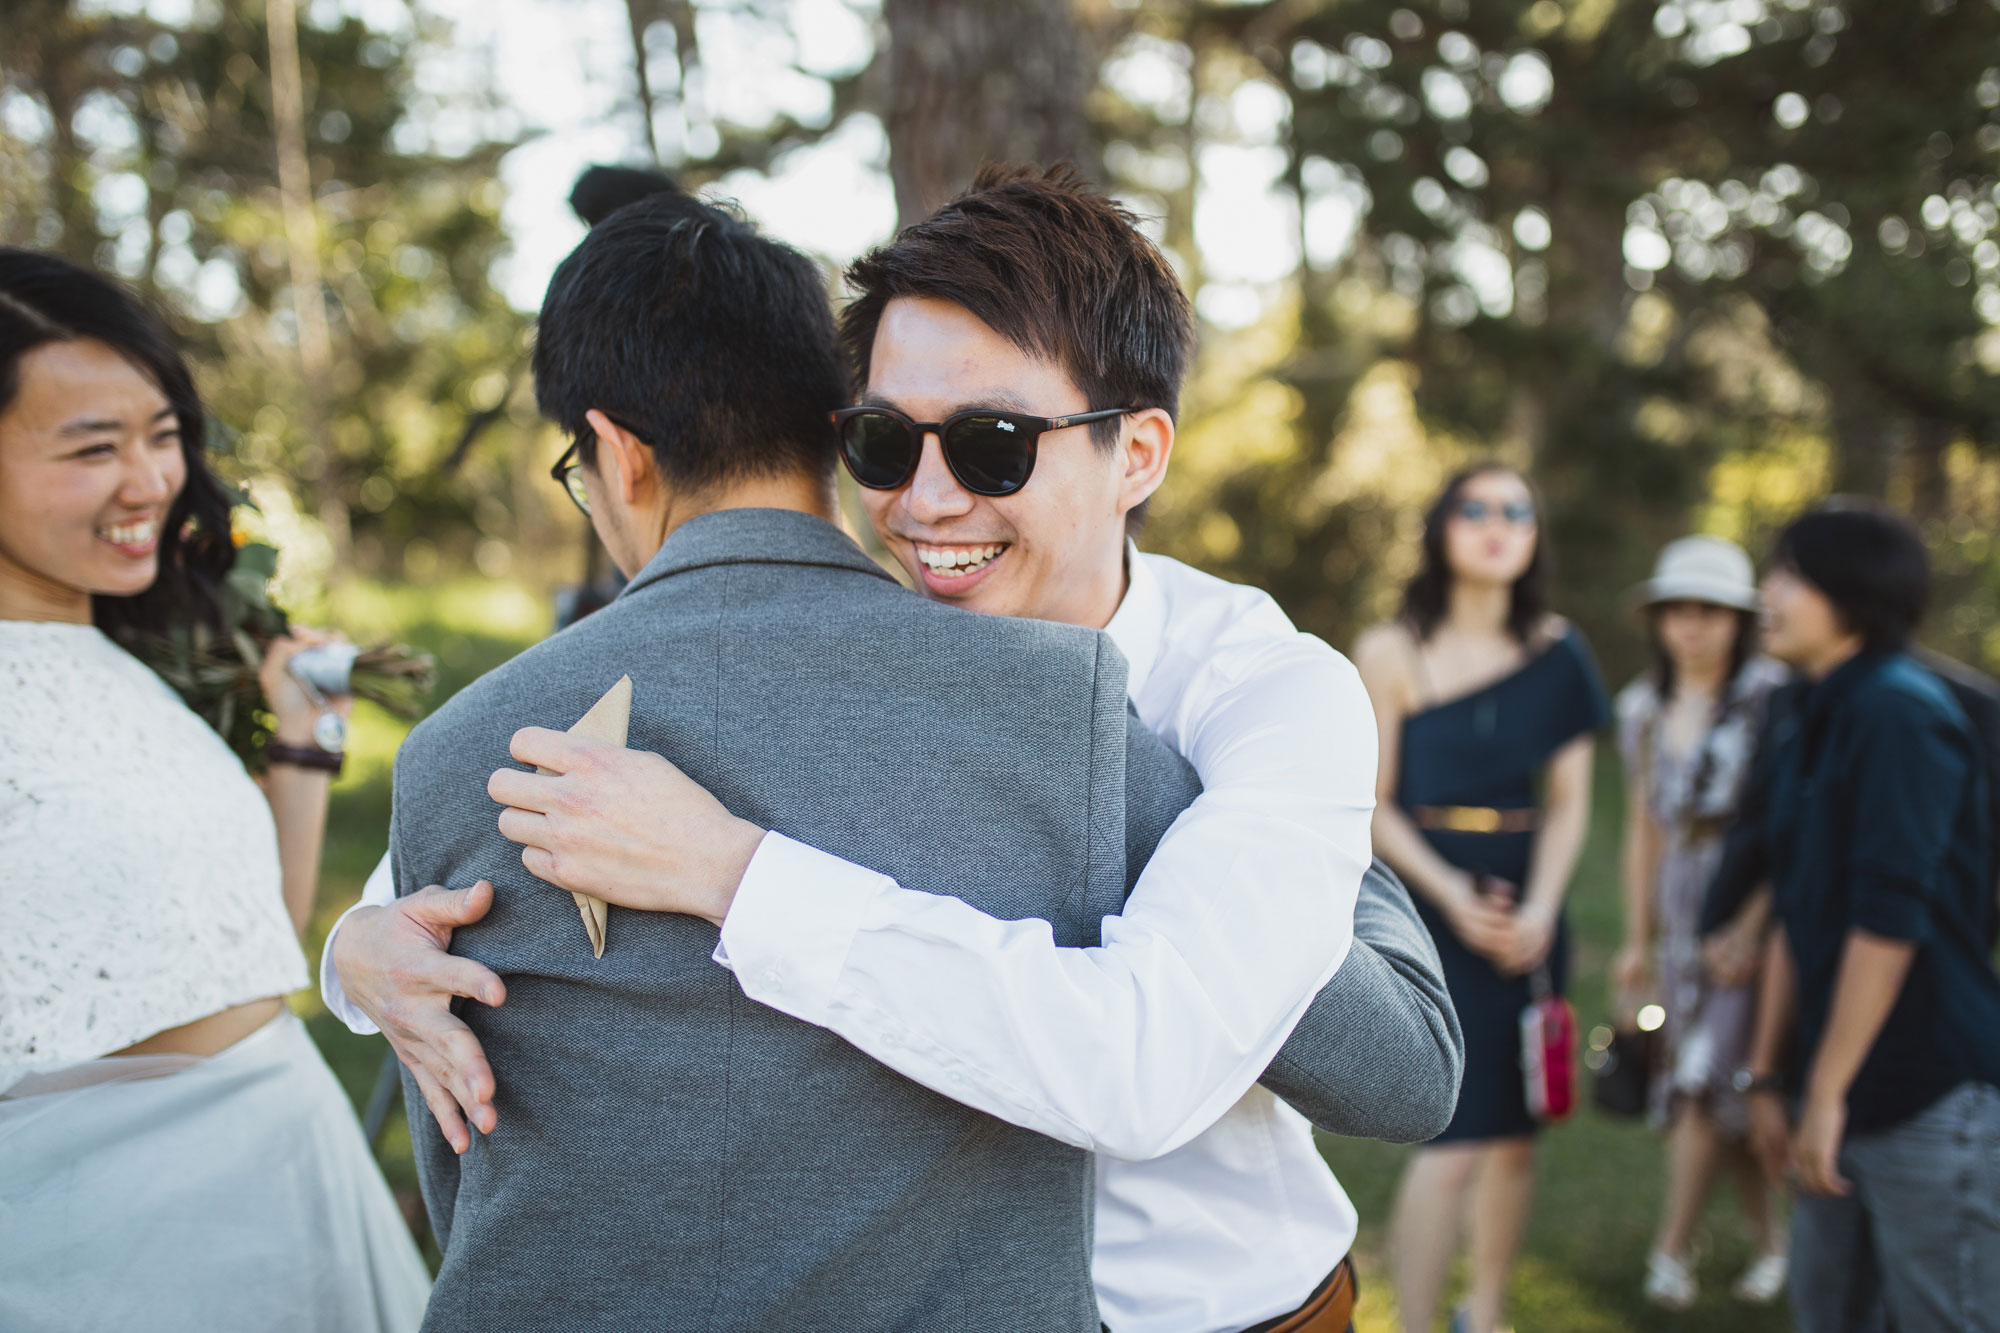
[336,171,1464,1320]
[385,188,1216,1330]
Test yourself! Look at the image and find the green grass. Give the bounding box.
[295,576,553,1255]
[300,583,1790,1329]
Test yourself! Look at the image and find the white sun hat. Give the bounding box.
[1627,535,1762,613]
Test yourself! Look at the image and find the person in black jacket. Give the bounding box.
[1723,500,2000,1333]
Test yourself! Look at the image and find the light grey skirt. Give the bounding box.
[0,1009,430,1332]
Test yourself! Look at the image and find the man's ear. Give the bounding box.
[584,409,654,507]
[1116,408,1174,517]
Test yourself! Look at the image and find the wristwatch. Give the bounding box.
[1731,1067,1785,1096]
[268,709,346,776]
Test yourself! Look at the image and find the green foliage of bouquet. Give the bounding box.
[127,537,436,770]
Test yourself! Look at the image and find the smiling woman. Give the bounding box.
[0,342,184,598]
[0,264,226,629]
[0,250,429,1331]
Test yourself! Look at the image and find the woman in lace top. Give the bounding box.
[0,250,427,1330]
[1612,536,1791,1313]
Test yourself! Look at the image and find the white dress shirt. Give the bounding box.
[322,549,1376,1333]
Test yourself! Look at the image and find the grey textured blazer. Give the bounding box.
[390,507,1193,1333]
[1263,859,1463,1144]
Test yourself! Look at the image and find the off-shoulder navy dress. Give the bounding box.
[1399,625,1610,1142]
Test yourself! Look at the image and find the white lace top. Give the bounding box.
[0,620,308,1092]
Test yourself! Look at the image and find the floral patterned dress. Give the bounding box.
[1616,655,1790,1136]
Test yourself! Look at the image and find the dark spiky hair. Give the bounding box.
[839,163,1194,448]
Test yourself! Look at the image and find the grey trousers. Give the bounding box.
[1789,1081,2000,1333]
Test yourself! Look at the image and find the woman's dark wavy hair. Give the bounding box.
[0,248,234,637]
[1400,463,1549,643]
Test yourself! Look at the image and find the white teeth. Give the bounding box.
[914,543,1004,577]
[99,519,159,546]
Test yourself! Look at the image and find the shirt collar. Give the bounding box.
[1104,539,1166,699]
[1799,648,1896,755]
[619,506,897,600]
[1806,649,1891,714]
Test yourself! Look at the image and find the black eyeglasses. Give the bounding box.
[1455,498,1537,527]
[551,439,591,515]
[550,413,651,516]
[831,404,1130,498]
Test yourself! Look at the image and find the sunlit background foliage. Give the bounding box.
[7,0,1999,682]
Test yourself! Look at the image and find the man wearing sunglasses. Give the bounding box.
[327,182,1239,1332]
[327,167,1461,1332]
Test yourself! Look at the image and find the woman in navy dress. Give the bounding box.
[1355,464,1609,1333]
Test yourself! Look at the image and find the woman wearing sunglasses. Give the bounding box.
[1353,464,1609,1333]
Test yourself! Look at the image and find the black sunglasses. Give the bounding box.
[831,404,1131,498]
[1455,497,1537,527]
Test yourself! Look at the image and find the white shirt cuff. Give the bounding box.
[319,899,382,1036]
[713,831,893,1026]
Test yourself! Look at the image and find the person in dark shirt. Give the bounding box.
[1734,500,2000,1333]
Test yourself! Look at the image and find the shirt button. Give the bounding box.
[760,967,785,993]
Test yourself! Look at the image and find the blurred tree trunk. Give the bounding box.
[624,0,664,164]
[265,0,349,568]
[621,0,700,169]
[883,0,1100,226]
[1827,373,1896,499]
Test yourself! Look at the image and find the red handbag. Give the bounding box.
[1520,965,1578,1123]
[1474,874,1578,1124]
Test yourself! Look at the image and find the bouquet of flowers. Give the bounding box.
[126,536,436,769]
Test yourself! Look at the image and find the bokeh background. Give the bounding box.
[7,1,1999,1327]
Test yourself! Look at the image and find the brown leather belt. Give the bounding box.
[1241,1256,1356,1333]
[1412,804,1540,835]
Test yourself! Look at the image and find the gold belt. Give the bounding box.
[1412,805,1541,835]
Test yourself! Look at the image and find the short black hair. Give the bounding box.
[0,247,235,640]
[840,163,1194,450]
[532,184,845,491]
[1772,498,1930,653]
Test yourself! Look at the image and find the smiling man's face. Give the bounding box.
[857,295,1162,629]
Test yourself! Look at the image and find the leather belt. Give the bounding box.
[1241,1256,1356,1333]
[1412,804,1540,835]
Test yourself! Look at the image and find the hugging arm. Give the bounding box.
[1259,859,1462,1143]
[703,641,1377,1161]
[343,635,1384,1156]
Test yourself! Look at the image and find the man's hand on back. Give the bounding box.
[489,729,766,927]
[332,882,506,1154]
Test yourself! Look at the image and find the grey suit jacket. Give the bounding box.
[390,508,1190,1333]
[1263,860,1463,1143]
